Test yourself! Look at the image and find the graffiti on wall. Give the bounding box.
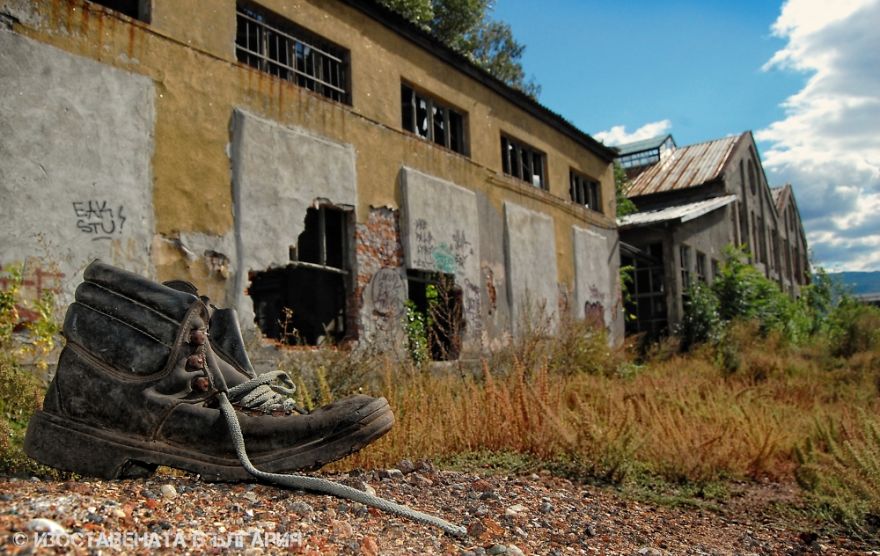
[412,218,473,275]
[369,267,404,317]
[73,201,126,240]
[353,207,406,340]
[410,218,483,344]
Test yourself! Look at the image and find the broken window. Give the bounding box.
[569,170,602,213]
[501,135,546,190]
[401,84,467,155]
[87,0,150,21]
[249,205,351,346]
[236,2,349,103]
[406,270,463,361]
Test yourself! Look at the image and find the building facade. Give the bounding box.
[617,132,809,337]
[0,0,624,357]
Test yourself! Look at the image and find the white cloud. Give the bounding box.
[593,120,672,146]
[758,0,880,271]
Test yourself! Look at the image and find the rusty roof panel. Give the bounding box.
[627,134,743,197]
[618,195,737,229]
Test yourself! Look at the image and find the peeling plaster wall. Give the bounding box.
[399,167,482,351]
[0,29,155,303]
[229,108,357,326]
[354,207,406,354]
[504,201,558,334]
[476,193,511,351]
[573,226,622,336]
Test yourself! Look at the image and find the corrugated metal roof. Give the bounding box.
[617,195,737,229]
[627,134,744,197]
[614,134,674,156]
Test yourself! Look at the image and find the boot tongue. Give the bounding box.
[209,308,257,378]
[214,350,253,388]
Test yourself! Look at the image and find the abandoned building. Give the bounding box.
[0,0,624,358]
[616,132,810,338]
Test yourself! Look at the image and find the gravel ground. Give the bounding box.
[1,465,875,555]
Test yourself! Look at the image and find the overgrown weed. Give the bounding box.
[0,264,63,477]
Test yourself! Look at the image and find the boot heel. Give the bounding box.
[24,411,156,479]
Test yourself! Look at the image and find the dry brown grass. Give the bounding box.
[330,331,880,491]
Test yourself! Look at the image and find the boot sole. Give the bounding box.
[24,397,394,481]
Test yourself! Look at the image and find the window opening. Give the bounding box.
[249,205,351,346]
[622,242,667,339]
[569,170,602,213]
[406,270,463,361]
[88,0,149,21]
[696,251,707,283]
[401,84,467,155]
[784,239,792,278]
[748,160,757,195]
[236,2,349,103]
[680,245,691,291]
[501,135,546,190]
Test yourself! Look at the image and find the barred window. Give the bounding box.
[401,84,467,155]
[501,135,546,190]
[570,170,602,213]
[236,2,349,103]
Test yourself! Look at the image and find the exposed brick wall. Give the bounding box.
[348,207,405,340]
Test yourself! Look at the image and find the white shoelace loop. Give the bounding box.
[227,370,298,412]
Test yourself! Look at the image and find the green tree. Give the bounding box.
[378,0,540,97]
[614,162,637,217]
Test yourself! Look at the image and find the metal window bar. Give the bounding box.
[236,9,347,102]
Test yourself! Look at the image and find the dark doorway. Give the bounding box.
[622,242,668,340]
[407,270,463,360]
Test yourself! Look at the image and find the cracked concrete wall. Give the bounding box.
[573,225,622,336]
[399,167,482,352]
[504,201,559,334]
[0,29,155,304]
[229,108,357,327]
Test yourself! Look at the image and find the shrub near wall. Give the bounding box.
[0,266,60,475]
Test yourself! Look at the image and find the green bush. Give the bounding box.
[710,246,805,339]
[0,265,58,476]
[828,300,880,358]
[680,281,722,351]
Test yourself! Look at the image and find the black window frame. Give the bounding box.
[401,83,468,156]
[569,169,602,214]
[501,135,547,190]
[87,0,150,22]
[235,2,350,104]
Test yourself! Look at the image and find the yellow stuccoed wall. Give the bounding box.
[7,0,615,293]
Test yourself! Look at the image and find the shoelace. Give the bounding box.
[227,371,300,413]
[217,373,467,538]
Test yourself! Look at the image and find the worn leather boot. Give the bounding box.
[24,261,393,481]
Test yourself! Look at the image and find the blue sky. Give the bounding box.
[494,0,880,272]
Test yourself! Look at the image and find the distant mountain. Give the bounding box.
[826,271,880,295]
